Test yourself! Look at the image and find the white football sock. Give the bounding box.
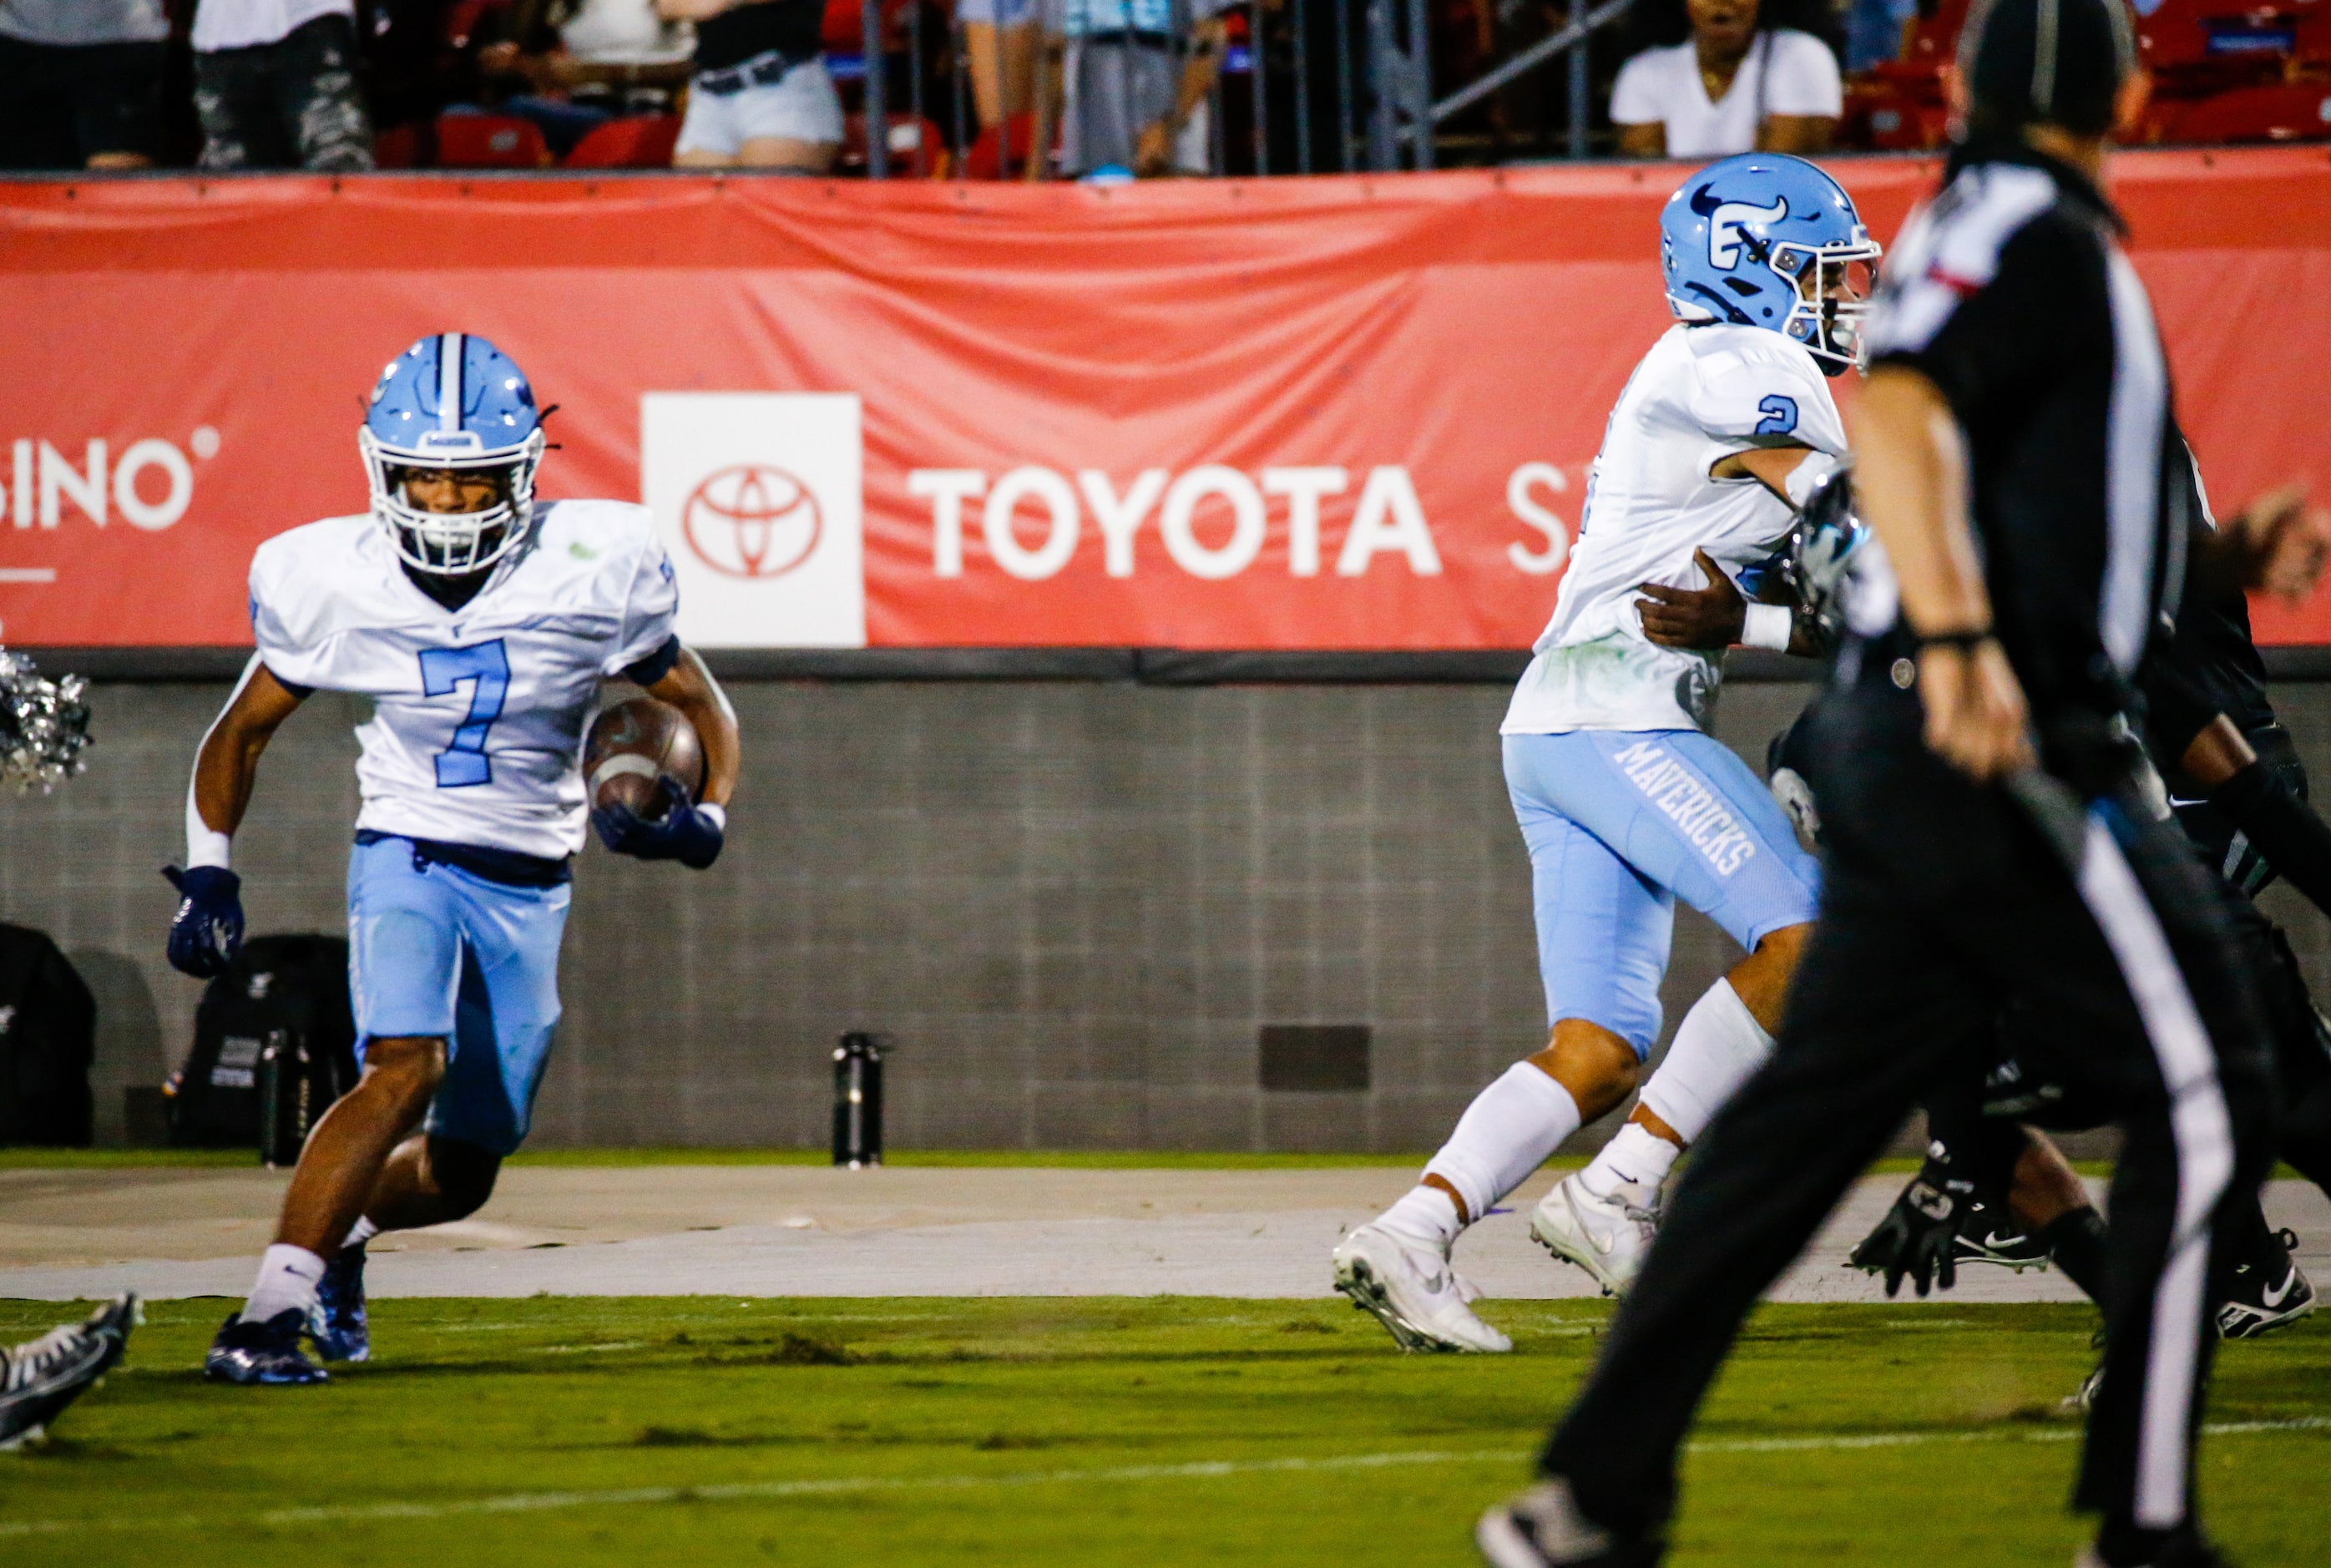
[1420,1061,1583,1224]
[1375,1183,1465,1254]
[1580,1121,1681,1199]
[341,1216,379,1252]
[242,1243,326,1325]
[1636,977,1775,1146]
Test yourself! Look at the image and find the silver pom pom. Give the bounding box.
[0,650,91,793]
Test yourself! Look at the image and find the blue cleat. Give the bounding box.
[204,1309,328,1385]
[309,1244,371,1363]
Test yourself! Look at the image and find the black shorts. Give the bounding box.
[0,34,165,169]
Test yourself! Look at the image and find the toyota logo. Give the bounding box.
[681,464,822,579]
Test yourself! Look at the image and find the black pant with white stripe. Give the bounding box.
[1542,672,2276,1550]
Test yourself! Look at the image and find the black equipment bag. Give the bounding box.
[0,923,95,1146]
[168,936,358,1163]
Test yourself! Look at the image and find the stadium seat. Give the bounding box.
[2155,80,2331,143]
[840,113,947,176]
[1836,0,1960,149]
[1897,0,1972,75]
[962,112,1051,179]
[824,0,862,51]
[372,122,427,169]
[563,115,683,168]
[2135,0,2321,84]
[822,0,918,53]
[1841,78,1949,150]
[434,114,554,169]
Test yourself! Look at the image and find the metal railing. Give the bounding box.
[1424,0,1639,164]
[855,0,1640,178]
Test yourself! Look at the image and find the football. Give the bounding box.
[583,697,705,821]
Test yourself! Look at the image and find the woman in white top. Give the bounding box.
[1609,0,1841,157]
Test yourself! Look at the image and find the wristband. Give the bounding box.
[1741,602,1795,652]
[186,792,232,870]
[1913,628,1994,651]
[697,802,727,832]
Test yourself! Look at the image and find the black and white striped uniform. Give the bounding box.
[1537,142,2275,1557]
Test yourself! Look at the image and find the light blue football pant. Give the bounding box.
[1504,728,1822,1060]
[346,835,571,1156]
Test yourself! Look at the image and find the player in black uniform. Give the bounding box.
[1848,448,2329,1340]
[1474,1,2329,1562]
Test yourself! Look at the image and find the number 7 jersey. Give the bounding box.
[248,501,680,861]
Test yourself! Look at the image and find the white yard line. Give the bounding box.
[5,1417,2324,1540]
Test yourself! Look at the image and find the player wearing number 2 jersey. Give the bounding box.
[164,333,743,1385]
[1334,154,1877,1353]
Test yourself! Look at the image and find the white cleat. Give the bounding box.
[1332,1223,1512,1353]
[1478,1478,1644,1567]
[1531,1173,1661,1297]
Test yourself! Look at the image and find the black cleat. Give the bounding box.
[205,1309,328,1386]
[2060,1323,2108,1412]
[1953,1189,2052,1272]
[309,1244,371,1363]
[0,1292,139,1449]
[2217,1227,2314,1340]
[2075,1521,2229,1566]
[1477,1479,1663,1567]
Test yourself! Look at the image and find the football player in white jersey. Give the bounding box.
[166,333,742,1384]
[1332,154,1878,1352]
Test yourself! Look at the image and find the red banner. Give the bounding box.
[4,149,2328,650]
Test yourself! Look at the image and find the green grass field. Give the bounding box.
[3,1297,2324,1566]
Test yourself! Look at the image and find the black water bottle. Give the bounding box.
[832,1032,886,1167]
[255,1029,308,1168]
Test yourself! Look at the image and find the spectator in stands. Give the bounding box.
[1034,0,1231,179]
[1843,0,1917,70]
[1610,0,1841,157]
[473,0,695,157]
[655,0,841,170]
[191,0,377,169]
[963,0,1041,139]
[0,0,169,171]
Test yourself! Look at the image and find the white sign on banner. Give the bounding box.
[640,392,867,648]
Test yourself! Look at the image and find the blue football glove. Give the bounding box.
[163,864,244,979]
[591,778,723,869]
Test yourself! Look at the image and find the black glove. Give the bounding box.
[1848,1151,1974,1298]
[163,864,244,979]
[2213,756,2331,918]
[591,777,723,869]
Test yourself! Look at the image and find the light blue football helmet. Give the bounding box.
[1659,154,1881,376]
[358,332,547,575]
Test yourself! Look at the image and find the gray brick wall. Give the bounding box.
[20,676,2331,1154]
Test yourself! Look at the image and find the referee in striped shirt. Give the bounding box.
[1477,0,2331,1564]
